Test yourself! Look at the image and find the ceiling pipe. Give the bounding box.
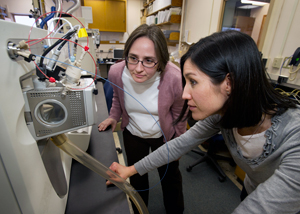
[65,0,81,15]
[53,0,62,17]
[52,0,80,16]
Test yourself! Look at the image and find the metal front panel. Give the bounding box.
[26,88,86,138]
[0,20,70,214]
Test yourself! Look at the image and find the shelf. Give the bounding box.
[157,21,173,26]
[145,0,182,17]
[165,32,180,46]
[181,41,195,46]
[147,4,172,17]
[156,15,181,26]
[99,41,124,44]
[143,0,155,8]
[142,0,182,47]
[168,32,179,41]
[167,41,178,46]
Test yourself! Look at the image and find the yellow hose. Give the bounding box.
[51,134,149,214]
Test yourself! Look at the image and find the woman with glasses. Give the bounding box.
[98,24,185,214]
[106,30,300,213]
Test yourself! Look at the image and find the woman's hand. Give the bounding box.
[98,118,117,132]
[106,162,138,185]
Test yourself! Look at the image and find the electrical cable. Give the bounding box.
[27,7,170,192]
[73,38,78,56]
[39,29,77,67]
[57,30,77,51]
[32,36,91,83]
[40,6,56,29]
[27,11,88,47]
[26,10,89,83]
[96,76,170,192]
[275,88,300,104]
[47,17,74,50]
[279,55,293,76]
[27,8,64,47]
[288,64,300,81]
[34,54,170,192]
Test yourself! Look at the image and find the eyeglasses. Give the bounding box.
[126,56,158,68]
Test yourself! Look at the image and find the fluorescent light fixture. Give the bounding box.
[238,5,260,9]
[241,0,269,6]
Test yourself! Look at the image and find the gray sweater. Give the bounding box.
[134,107,300,213]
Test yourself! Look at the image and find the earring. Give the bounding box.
[226,91,230,95]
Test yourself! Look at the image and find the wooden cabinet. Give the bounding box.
[84,0,126,32]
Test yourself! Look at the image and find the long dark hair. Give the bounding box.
[175,30,296,129]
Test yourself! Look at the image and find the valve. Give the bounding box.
[7,40,36,62]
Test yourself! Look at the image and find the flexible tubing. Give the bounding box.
[51,134,149,214]
[47,17,74,51]
[40,6,56,29]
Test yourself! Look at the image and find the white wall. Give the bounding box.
[262,0,300,86]
[127,0,143,35]
[182,0,268,44]
[182,0,223,43]
[1,0,33,15]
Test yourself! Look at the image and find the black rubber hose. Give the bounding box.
[39,29,77,67]
[57,30,77,51]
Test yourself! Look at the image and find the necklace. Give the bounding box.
[241,114,266,146]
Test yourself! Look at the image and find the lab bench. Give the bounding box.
[65,81,130,214]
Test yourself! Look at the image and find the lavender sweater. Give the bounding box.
[107,61,186,141]
[135,107,300,213]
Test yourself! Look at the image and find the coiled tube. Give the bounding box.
[51,134,149,214]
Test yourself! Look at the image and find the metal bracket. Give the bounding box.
[7,41,20,60]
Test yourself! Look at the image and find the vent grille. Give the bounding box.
[30,90,61,98]
[38,129,52,136]
[69,91,85,126]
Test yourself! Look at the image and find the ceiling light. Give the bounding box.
[238,5,260,9]
[241,0,269,6]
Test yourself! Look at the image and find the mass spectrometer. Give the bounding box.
[0,19,148,214]
[0,20,96,213]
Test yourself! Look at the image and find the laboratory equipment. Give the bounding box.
[289,47,300,66]
[0,19,148,214]
[0,20,76,214]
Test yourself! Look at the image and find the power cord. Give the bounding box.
[288,64,300,81]
[275,88,300,104]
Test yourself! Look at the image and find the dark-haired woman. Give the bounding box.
[107,30,300,213]
[98,24,185,214]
